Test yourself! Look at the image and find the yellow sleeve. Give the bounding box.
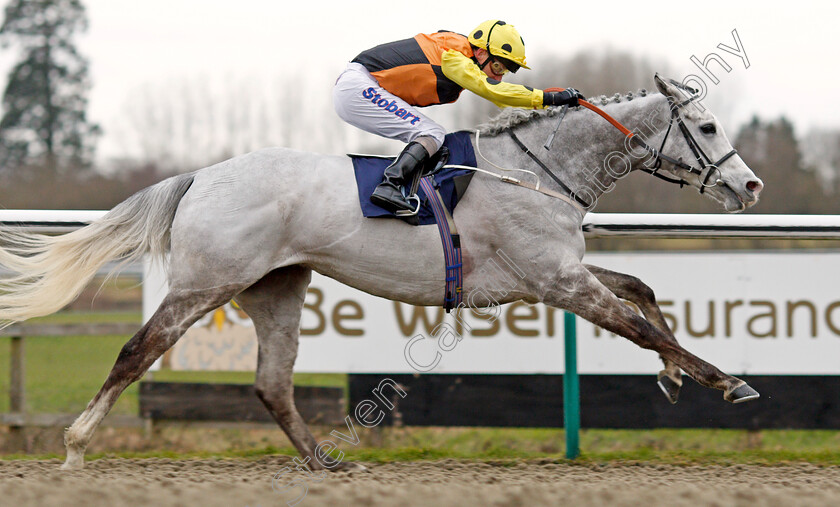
[441,49,544,109]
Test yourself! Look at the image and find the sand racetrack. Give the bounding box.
[1,458,839,506]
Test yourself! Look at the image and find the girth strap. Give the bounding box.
[419,177,463,312]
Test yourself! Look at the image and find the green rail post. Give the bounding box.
[563,311,580,459]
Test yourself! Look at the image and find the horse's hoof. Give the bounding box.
[60,459,84,471]
[657,375,681,404]
[725,383,760,403]
[334,461,368,472]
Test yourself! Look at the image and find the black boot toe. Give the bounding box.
[370,184,411,212]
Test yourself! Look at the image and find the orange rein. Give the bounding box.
[543,87,635,138]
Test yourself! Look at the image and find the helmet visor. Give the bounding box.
[494,56,520,74]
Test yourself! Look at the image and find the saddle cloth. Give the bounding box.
[350,131,476,225]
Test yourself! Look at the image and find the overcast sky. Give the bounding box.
[2,0,837,161]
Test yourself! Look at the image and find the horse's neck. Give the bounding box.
[496,94,671,208]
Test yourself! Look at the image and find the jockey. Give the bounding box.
[333,19,584,213]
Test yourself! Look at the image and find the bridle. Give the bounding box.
[505,81,741,209]
[628,80,739,195]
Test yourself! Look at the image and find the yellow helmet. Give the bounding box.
[468,20,529,71]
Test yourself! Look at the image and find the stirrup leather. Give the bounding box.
[395,147,450,217]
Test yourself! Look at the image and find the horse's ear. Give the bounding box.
[653,73,670,96]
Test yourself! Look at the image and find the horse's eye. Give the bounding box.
[700,123,717,135]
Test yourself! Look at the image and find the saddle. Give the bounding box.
[350,131,477,226]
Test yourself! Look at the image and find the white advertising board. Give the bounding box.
[144,251,840,375]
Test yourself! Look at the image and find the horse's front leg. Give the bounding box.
[585,264,683,404]
[544,264,759,403]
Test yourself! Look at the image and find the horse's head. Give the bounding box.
[652,74,763,212]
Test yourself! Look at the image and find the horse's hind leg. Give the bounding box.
[545,264,758,403]
[234,266,363,472]
[61,285,243,470]
[585,264,682,404]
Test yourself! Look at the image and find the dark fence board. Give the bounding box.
[348,374,840,429]
[139,382,344,425]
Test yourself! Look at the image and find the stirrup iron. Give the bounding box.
[395,194,422,217]
[395,168,424,217]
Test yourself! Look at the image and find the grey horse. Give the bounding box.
[0,75,763,470]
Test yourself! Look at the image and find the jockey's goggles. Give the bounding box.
[489,56,519,76]
[488,58,509,76]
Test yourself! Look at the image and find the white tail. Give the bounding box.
[0,172,195,326]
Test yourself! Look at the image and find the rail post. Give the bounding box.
[563,311,580,459]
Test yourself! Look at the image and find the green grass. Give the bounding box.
[0,333,138,415]
[0,328,346,415]
[338,427,840,465]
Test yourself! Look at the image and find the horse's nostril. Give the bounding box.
[746,180,763,195]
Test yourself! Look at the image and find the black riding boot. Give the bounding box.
[370,141,429,213]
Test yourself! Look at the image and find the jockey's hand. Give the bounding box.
[568,88,585,101]
[543,88,585,107]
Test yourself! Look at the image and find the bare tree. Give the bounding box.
[0,0,100,173]
[801,129,840,193]
[112,73,355,172]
